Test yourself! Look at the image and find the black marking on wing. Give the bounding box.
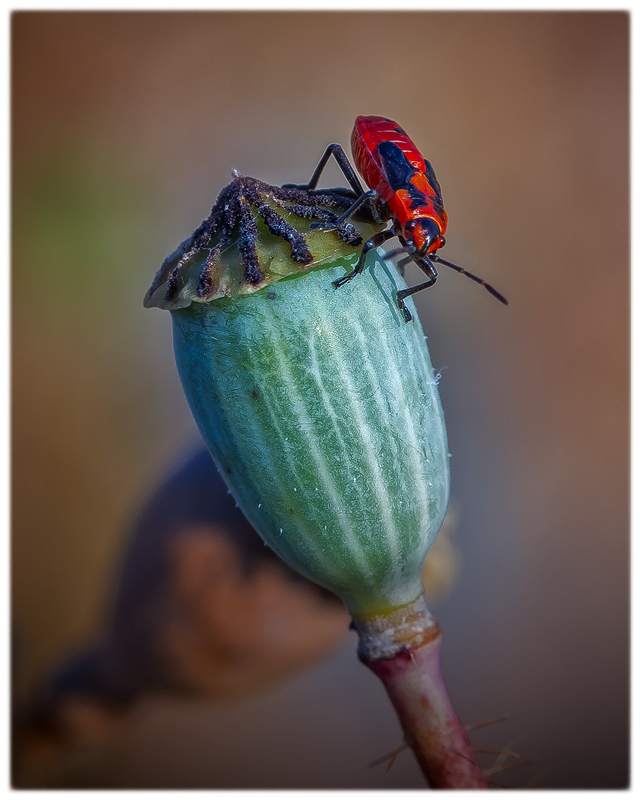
[376,140,417,191]
[423,158,444,207]
[407,184,429,210]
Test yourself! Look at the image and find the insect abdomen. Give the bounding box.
[351,115,426,196]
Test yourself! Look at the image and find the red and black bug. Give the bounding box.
[284,115,508,322]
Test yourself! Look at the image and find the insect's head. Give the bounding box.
[403,218,445,257]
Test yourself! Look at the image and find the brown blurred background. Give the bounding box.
[12,10,628,789]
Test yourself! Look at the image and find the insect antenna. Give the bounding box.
[432,254,508,306]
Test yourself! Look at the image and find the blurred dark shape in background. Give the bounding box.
[12,448,349,766]
[12,10,628,789]
[18,447,346,703]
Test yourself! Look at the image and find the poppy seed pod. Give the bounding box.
[145,176,450,620]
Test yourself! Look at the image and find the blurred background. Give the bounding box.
[12,10,628,789]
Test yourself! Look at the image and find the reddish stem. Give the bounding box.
[354,596,487,789]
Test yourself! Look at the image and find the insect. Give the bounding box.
[284,115,508,322]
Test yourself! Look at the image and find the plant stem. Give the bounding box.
[353,596,487,789]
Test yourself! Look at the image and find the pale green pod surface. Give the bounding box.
[170,253,450,618]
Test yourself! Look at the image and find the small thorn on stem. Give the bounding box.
[489,740,517,771]
[526,768,545,788]
[385,743,405,773]
[464,713,510,731]
[367,740,408,770]
[452,749,483,767]
[473,747,520,759]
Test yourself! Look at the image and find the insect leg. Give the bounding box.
[395,256,439,322]
[283,143,366,196]
[333,230,396,289]
[310,189,378,231]
[396,278,437,322]
[431,254,509,305]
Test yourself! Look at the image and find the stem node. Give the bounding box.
[354,596,488,789]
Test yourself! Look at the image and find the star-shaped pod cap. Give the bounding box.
[144,174,384,311]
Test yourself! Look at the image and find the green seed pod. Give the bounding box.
[146,177,450,619]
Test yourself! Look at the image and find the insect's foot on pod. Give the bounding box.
[397,296,413,323]
[333,271,356,289]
